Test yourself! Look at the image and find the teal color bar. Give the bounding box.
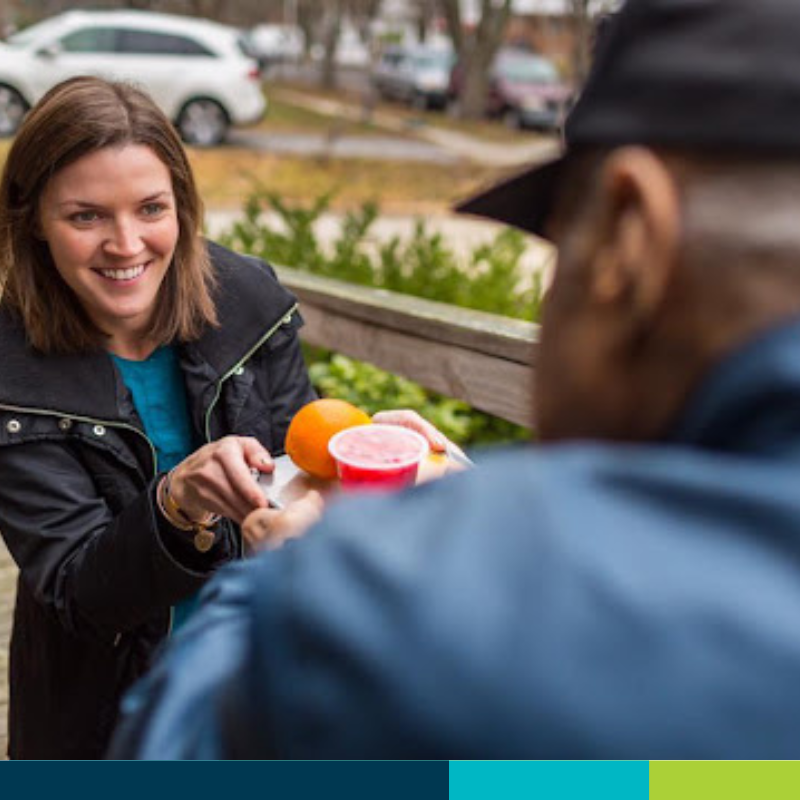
[449,761,649,800]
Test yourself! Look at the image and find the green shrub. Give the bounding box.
[218,190,538,447]
[306,349,529,446]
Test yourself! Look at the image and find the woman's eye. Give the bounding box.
[142,202,166,217]
[70,210,100,224]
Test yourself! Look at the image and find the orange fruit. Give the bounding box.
[285,398,371,480]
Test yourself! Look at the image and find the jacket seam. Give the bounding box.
[0,402,158,476]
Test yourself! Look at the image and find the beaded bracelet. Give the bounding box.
[156,469,221,553]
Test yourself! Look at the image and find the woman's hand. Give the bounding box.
[242,490,325,551]
[168,436,274,525]
[371,409,448,453]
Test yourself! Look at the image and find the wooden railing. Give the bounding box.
[276,267,539,429]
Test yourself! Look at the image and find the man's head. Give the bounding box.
[458,0,800,442]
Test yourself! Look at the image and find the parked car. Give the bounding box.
[244,23,304,72]
[0,9,266,146]
[372,44,454,110]
[450,47,572,131]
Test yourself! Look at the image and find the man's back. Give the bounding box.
[110,318,800,759]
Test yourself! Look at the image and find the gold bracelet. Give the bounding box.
[156,470,221,553]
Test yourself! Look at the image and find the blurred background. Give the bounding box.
[0,0,617,228]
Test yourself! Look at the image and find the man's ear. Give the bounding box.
[588,147,681,325]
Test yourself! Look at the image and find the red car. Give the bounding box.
[451,47,572,131]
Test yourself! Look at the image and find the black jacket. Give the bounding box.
[0,242,315,759]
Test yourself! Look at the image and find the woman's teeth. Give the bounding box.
[99,264,146,281]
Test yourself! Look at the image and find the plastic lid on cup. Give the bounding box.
[328,423,429,471]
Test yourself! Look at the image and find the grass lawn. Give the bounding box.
[255,92,387,138]
[186,144,501,213]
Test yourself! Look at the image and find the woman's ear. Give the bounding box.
[588,146,682,325]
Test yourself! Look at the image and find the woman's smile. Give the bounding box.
[94,260,152,283]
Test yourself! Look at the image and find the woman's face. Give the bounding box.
[38,144,179,350]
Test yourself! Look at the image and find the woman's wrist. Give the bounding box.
[162,468,213,525]
[156,469,221,552]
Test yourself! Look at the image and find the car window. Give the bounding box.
[237,33,256,59]
[414,52,453,71]
[381,52,404,68]
[60,27,117,53]
[116,28,214,57]
[498,56,559,84]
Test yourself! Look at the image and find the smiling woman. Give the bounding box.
[0,76,319,759]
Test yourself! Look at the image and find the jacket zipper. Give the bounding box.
[202,304,297,560]
[202,304,297,443]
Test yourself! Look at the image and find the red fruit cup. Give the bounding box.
[328,424,429,493]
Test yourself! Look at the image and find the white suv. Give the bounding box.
[0,9,266,146]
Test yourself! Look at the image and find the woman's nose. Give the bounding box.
[103,217,143,257]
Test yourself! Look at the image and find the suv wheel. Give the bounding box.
[176,99,229,147]
[0,86,27,137]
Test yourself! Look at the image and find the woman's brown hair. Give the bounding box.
[0,76,218,353]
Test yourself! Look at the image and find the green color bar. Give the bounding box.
[651,761,800,800]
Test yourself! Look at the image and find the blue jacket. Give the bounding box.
[109,318,800,759]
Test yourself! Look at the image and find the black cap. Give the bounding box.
[455,0,800,237]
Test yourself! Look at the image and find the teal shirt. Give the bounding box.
[112,345,201,630]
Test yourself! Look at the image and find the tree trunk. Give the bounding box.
[318,0,342,90]
[458,42,493,119]
[296,0,316,62]
[445,0,511,120]
[416,0,437,44]
[569,0,593,83]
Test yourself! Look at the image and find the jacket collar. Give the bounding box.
[0,242,297,421]
[182,241,297,380]
[667,315,800,456]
